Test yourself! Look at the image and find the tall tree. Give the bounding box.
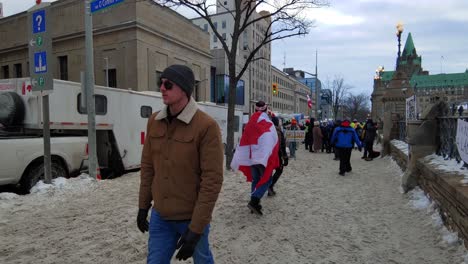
[156,0,329,168]
[342,93,370,121]
[327,75,352,120]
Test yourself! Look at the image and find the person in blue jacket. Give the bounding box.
[330,119,362,176]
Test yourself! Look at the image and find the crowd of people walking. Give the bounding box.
[231,101,382,215]
[137,69,381,263]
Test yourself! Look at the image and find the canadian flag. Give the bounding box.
[230,111,279,189]
[307,94,313,109]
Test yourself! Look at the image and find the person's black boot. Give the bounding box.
[267,187,276,196]
[248,197,263,215]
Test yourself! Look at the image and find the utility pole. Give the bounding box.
[315,50,319,119]
[85,0,98,179]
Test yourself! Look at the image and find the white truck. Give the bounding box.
[0,78,243,193]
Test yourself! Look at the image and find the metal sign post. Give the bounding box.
[28,2,53,184]
[82,0,125,180]
[85,0,98,180]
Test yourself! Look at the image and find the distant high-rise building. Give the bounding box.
[192,0,272,114]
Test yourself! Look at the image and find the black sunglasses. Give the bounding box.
[158,79,173,90]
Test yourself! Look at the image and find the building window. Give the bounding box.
[155,71,162,92]
[203,24,208,31]
[213,35,217,42]
[213,22,217,29]
[2,65,9,79]
[222,21,226,29]
[194,80,200,101]
[222,33,226,40]
[108,69,117,88]
[14,63,22,78]
[58,56,68,80]
[224,1,227,5]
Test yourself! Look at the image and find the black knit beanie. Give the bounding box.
[160,64,195,97]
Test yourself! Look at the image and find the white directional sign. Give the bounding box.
[28,3,53,92]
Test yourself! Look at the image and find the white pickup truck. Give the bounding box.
[0,135,88,193]
[0,84,88,193]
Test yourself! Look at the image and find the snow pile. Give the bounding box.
[408,187,465,248]
[391,139,409,155]
[29,173,98,196]
[0,192,19,200]
[423,154,468,177]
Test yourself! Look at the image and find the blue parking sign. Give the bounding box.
[32,10,46,33]
[34,51,47,74]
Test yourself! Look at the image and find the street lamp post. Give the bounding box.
[374,66,385,80]
[396,22,404,69]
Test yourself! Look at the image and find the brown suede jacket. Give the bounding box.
[139,98,223,234]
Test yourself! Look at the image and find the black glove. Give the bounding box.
[282,157,289,167]
[175,229,202,261]
[358,146,362,152]
[137,208,149,233]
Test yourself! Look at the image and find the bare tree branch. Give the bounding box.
[342,93,370,121]
[153,0,329,168]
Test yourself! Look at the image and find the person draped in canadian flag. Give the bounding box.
[230,101,279,215]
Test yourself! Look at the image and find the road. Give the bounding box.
[0,146,466,263]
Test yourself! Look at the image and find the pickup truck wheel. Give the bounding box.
[0,91,25,127]
[19,159,67,194]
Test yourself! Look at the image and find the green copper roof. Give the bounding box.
[380,71,395,81]
[402,32,416,57]
[410,72,468,89]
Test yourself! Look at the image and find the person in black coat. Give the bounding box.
[362,119,377,160]
[268,116,288,196]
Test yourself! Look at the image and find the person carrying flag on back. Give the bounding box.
[231,101,279,215]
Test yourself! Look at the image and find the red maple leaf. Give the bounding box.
[239,112,272,146]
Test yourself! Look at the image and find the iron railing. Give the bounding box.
[437,116,468,168]
[398,121,407,142]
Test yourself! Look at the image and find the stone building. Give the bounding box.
[271,66,310,116]
[372,32,468,121]
[283,67,321,118]
[0,0,212,100]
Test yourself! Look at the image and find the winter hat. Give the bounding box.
[255,101,267,112]
[160,64,195,97]
[341,120,350,127]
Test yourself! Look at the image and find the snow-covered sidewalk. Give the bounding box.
[0,146,467,263]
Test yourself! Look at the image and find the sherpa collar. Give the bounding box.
[155,97,198,124]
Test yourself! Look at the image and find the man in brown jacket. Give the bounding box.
[137,64,223,264]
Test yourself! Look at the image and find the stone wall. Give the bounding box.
[416,160,468,248]
[389,141,468,249]
[389,143,408,171]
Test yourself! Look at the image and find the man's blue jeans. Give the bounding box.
[147,209,214,264]
[251,164,271,199]
[289,142,296,158]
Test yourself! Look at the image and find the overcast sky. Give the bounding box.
[2,0,468,96]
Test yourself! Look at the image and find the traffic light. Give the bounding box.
[272,83,278,95]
